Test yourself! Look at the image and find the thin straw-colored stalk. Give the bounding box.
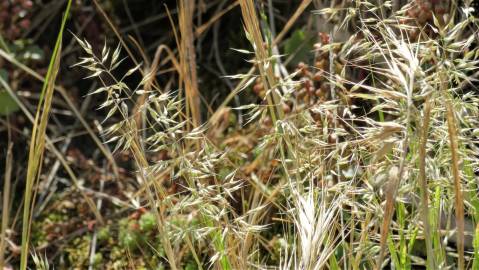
[129,136,178,270]
[91,0,141,68]
[195,1,239,37]
[20,1,72,269]
[184,235,203,270]
[239,3,320,268]
[208,0,311,125]
[418,95,434,269]
[378,165,401,269]
[178,0,201,129]
[377,87,415,267]
[238,0,309,179]
[0,143,13,269]
[441,72,465,270]
[238,2,290,264]
[273,0,312,48]
[239,0,284,123]
[0,77,102,224]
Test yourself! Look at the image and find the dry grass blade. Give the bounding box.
[128,138,178,270]
[443,82,465,270]
[178,0,201,129]
[239,0,283,123]
[195,1,239,37]
[375,44,415,270]
[20,1,72,269]
[0,142,13,269]
[91,0,141,68]
[208,0,312,124]
[274,0,312,46]
[378,166,400,268]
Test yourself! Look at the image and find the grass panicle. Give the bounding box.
[4,0,479,268]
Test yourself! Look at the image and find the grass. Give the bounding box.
[1,0,479,269]
[0,141,12,269]
[178,0,201,130]
[418,94,434,269]
[19,1,74,269]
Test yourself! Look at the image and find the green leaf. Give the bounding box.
[0,69,19,116]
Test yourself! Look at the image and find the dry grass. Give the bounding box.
[178,0,201,130]
[2,0,479,269]
[62,1,479,268]
[418,94,434,269]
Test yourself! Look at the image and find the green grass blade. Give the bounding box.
[19,1,73,269]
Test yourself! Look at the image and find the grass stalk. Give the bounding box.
[20,1,72,269]
[178,0,201,129]
[0,48,119,178]
[129,137,178,270]
[0,142,13,269]
[376,23,416,269]
[473,223,479,269]
[441,72,465,270]
[239,0,284,124]
[208,0,311,125]
[418,95,435,269]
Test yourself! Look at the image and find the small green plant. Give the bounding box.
[0,69,18,116]
[119,218,141,250]
[139,212,156,232]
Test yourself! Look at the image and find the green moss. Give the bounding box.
[92,253,103,266]
[184,261,198,270]
[119,229,139,250]
[139,212,156,232]
[97,225,111,243]
[118,218,141,250]
[65,236,91,268]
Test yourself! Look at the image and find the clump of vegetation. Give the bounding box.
[2,0,479,269]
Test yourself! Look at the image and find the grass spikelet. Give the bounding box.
[293,185,340,270]
[8,0,479,268]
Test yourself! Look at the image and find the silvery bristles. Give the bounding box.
[314,1,479,268]
[71,0,479,268]
[267,1,479,268]
[72,36,185,154]
[31,251,50,270]
[73,36,260,269]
